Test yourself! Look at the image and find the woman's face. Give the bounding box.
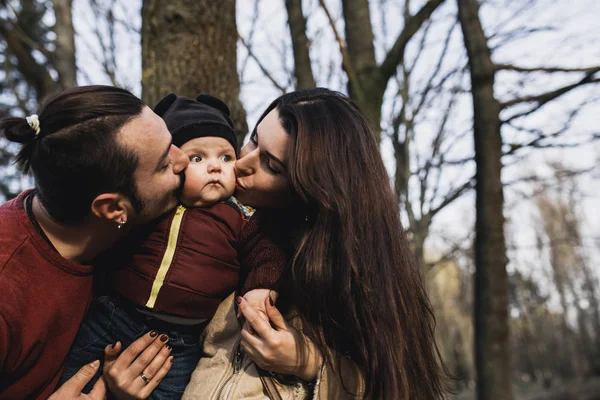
[234,108,294,208]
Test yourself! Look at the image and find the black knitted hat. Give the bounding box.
[154,93,237,154]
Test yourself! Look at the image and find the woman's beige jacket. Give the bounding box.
[182,293,364,399]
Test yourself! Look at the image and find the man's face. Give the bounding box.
[178,136,236,207]
[118,106,189,222]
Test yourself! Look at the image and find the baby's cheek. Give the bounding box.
[179,178,207,207]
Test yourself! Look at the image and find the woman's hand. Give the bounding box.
[48,360,106,400]
[102,331,173,400]
[237,296,323,381]
[236,288,277,322]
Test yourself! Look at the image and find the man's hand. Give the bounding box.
[48,360,107,400]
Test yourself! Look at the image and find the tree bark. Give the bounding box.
[142,0,248,144]
[338,0,444,141]
[52,0,77,89]
[340,0,382,135]
[457,0,514,399]
[285,0,315,90]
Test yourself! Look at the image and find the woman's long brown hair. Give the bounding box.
[257,88,448,399]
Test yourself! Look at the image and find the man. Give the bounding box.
[0,85,189,399]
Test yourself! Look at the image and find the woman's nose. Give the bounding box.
[235,149,257,176]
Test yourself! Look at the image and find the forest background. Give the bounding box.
[1,0,599,399]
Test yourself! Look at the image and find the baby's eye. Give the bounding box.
[220,154,234,162]
[190,155,202,163]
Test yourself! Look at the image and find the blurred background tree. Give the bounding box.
[1,0,599,398]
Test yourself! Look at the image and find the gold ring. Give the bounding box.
[140,374,150,384]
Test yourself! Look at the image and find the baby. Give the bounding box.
[59,94,288,398]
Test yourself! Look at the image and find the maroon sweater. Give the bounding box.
[111,198,289,319]
[0,190,94,399]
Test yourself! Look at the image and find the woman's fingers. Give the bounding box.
[137,355,174,399]
[110,331,161,372]
[130,333,170,376]
[48,360,102,399]
[139,342,172,383]
[88,376,108,400]
[238,296,277,340]
[102,341,121,374]
[103,331,172,398]
[264,296,287,330]
[241,324,266,349]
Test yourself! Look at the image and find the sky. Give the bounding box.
[71,0,600,312]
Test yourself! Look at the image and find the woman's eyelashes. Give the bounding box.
[266,159,281,175]
[249,131,280,175]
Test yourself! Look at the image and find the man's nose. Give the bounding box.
[171,145,189,174]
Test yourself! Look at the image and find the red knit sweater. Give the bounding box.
[0,190,94,399]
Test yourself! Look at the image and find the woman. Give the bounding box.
[184,88,448,399]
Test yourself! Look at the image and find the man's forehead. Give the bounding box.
[118,107,170,155]
[120,107,171,171]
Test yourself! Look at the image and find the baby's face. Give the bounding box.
[178,136,236,207]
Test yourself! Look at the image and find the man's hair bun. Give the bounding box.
[0,117,38,144]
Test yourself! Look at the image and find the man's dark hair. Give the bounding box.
[0,85,145,223]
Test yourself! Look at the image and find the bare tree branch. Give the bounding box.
[238,33,287,94]
[286,0,316,89]
[378,0,445,85]
[501,71,600,113]
[0,20,57,101]
[239,0,261,85]
[318,0,359,86]
[52,0,77,88]
[430,177,475,218]
[496,64,600,74]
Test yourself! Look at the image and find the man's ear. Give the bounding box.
[91,193,130,223]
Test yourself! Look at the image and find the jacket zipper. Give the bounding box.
[213,340,243,399]
[145,205,186,308]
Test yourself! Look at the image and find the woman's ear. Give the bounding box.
[91,193,129,223]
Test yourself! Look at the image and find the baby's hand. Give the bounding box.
[237,289,278,324]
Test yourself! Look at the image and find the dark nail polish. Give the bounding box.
[160,334,169,342]
[150,330,158,338]
[169,356,174,363]
[269,297,275,306]
[236,296,242,304]
[166,345,172,350]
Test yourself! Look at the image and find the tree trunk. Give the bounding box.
[457,0,514,399]
[340,0,383,136]
[52,0,77,89]
[142,0,248,144]
[285,0,315,90]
